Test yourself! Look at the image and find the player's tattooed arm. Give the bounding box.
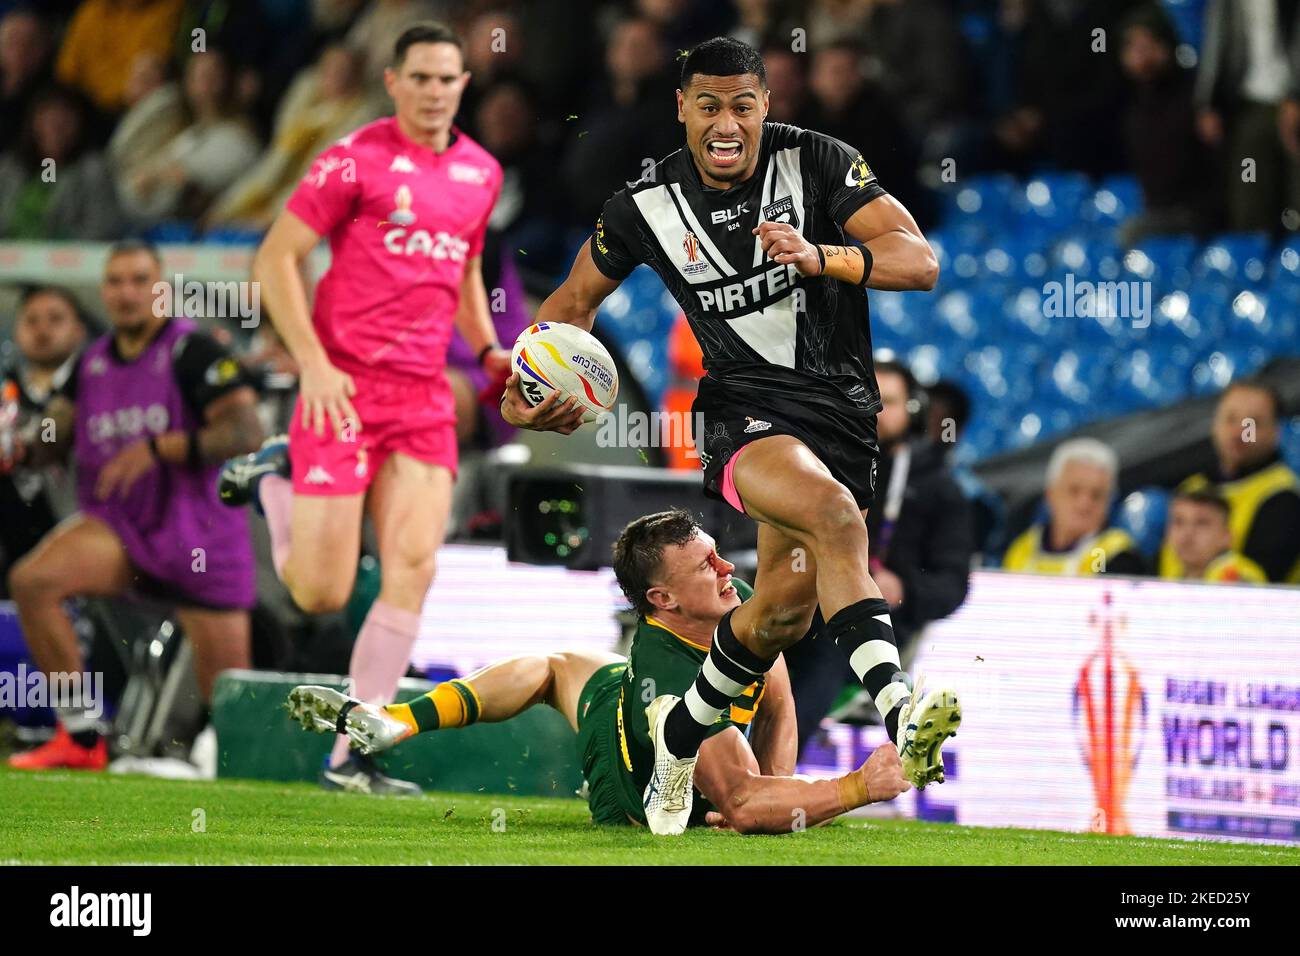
[817,245,869,286]
[156,386,263,466]
[842,195,939,291]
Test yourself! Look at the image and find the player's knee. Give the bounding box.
[806,485,866,549]
[8,555,61,606]
[751,601,816,655]
[287,578,351,615]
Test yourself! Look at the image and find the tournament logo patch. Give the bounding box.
[388,184,416,226]
[681,230,710,276]
[761,196,799,229]
[845,154,873,189]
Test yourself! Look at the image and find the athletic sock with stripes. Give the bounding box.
[385,679,481,732]
[828,597,911,745]
[661,608,774,758]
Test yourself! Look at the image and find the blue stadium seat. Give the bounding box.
[941,173,1018,234]
[1114,486,1172,558]
[1187,345,1269,396]
[1111,346,1189,409]
[1121,235,1198,296]
[1226,288,1297,349]
[142,221,197,244]
[1081,175,1144,227]
[1162,0,1207,51]
[1015,173,1093,237]
[1192,232,1271,288]
[1282,417,1300,474]
[1051,232,1122,281]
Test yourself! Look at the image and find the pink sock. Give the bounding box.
[330,599,422,767]
[259,474,294,580]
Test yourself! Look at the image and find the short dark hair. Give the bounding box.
[926,379,971,432]
[680,36,765,90]
[612,509,701,617]
[1174,488,1231,522]
[1223,378,1285,423]
[106,238,162,267]
[393,21,463,68]
[19,284,82,318]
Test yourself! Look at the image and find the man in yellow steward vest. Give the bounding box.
[1162,489,1267,584]
[1159,381,1300,583]
[1003,438,1147,576]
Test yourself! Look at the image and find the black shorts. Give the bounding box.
[692,376,881,511]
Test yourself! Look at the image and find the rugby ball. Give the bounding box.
[511,322,618,424]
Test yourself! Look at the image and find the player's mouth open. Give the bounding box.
[720,581,736,597]
[707,140,742,165]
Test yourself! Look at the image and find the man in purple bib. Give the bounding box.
[7,240,264,771]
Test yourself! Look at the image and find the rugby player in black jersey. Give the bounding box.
[502,37,960,835]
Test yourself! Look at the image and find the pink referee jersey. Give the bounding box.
[286,117,503,383]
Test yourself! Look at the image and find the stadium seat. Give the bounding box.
[941,173,1018,234]
[1121,235,1198,296]
[1015,172,1093,236]
[1080,175,1144,228]
[1192,232,1271,288]
[1114,486,1172,558]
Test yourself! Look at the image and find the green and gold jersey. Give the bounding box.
[589,579,765,826]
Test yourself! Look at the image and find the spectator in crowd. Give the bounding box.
[759,44,810,126]
[1196,0,1300,232]
[805,40,924,222]
[0,286,88,587]
[456,7,525,135]
[1162,488,1268,584]
[55,0,184,117]
[0,6,54,144]
[205,43,372,230]
[805,0,873,48]
[730,0,787,50]
[995,0,1128,178]
[117,48,261,225]
[0,84,123,239]
[1003,438,1146,575]
[1118,4,1217,245]
[346,0,444,90]
[784,359,973,753]
[6,241,263,771]
[925,378,971,448]
[107,52,185,200]
[564,16,680,226]
[856,0,970,158]
[473,78,565,272]
[1160,380,1300,582]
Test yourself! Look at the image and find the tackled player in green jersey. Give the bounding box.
[287,510,910,831]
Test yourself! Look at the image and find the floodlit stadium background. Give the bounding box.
[1,0,1298,846]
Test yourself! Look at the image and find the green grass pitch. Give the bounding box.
[1,768,1296,865]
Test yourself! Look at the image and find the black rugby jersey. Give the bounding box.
[590,122,887,415]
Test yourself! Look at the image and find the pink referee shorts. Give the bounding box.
[290,373,458,496]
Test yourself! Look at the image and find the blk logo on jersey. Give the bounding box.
[710,201,749,225]
[682,231,710,276]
